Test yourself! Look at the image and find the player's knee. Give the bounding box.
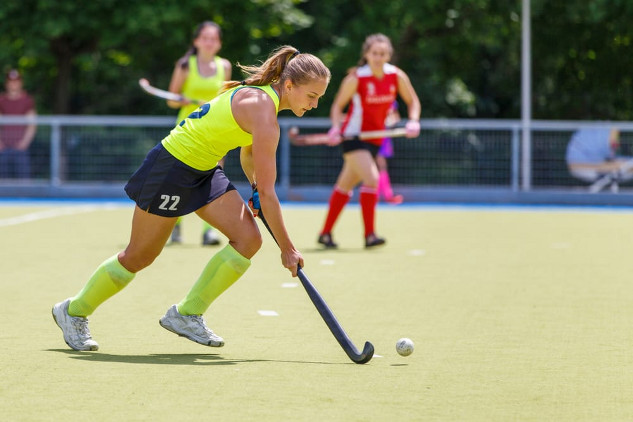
[118,251,157,273]
[362,180,378,189]
[232,230,262,259]
[245,231,263,257]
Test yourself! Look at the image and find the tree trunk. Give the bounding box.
[50,38,73,114]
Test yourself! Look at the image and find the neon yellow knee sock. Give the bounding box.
[68,255,135,317]
[178,244,250,315]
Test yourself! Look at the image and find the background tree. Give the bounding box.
[1,0,632,120]
[0,0,312,114]
[531,0,633,119]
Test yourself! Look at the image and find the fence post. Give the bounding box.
[511,126,520,192]
[278,121,290,201]
[50,118,62,187]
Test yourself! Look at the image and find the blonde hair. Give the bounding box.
[222,45,330,91]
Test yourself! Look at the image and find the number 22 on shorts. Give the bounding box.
[159,195,180,211]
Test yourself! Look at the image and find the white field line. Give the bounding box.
[0,205,106,227]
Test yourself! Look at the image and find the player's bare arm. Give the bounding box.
[166,64,188,109]
[222,59,232,80]
[329,74,358,127]
[396,69,421,120]
[326,74,358,145]
[240,144,254,184]
[396,68,421,137]
[232,87,303,275]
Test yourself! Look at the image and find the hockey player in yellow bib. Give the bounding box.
[52,46,331,351]
[167,21,233,246]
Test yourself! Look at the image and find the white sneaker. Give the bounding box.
[202,229,221,246]
[159,305,224,347]
[52,298,99,351]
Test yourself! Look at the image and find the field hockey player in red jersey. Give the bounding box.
[318,33,421,249]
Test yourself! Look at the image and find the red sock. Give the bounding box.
[321,187,351,235]
[359,186,378,237]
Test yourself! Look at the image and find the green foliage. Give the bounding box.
[1,0,632,119]
[532,0,633,119]
[0,0,312,114]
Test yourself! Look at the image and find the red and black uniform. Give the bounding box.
[341,63,398,147]
[320,63,399,246]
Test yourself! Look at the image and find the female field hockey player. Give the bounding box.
[166,21,233,246]
[52,46,331,351]
[318,33,421,248]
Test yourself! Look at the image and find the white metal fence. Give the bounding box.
[1,115,633,205]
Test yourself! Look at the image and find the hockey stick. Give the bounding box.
[288,126,408,146]
[256,209,374,364]
[588,158,633,193]
[138,78,203,104]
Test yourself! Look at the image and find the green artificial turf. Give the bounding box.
[1,202,632,421]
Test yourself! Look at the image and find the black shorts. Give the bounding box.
[341,138,380,157]
[124,143,236,217]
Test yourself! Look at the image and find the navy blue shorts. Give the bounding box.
[341,139,380,157]
[124,143,236,217]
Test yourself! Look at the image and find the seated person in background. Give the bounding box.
[565,127,633,186]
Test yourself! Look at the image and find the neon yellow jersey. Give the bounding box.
[162,85,280,171]
[176,55,225,123]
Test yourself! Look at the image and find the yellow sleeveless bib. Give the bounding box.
[176,55,225,123]
[162,85,280,170]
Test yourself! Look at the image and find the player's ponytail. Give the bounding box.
[222,45,330,91]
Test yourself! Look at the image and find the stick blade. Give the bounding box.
[351,341,374,364]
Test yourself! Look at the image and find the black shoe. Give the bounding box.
[365,233,386,248]
[318,233,338,249]
[170,224,182,244]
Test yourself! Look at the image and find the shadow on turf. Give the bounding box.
[302,247,368,253]
[46,349,348,366]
